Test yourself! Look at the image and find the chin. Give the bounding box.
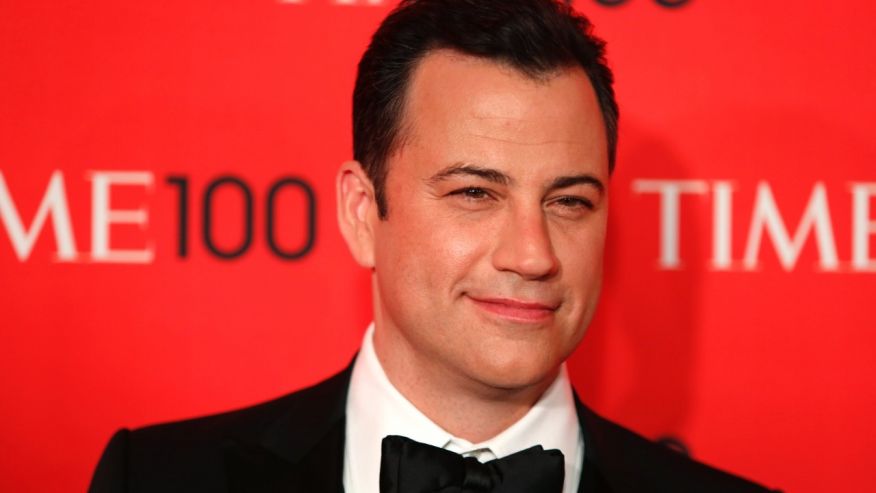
[466,351,561,392]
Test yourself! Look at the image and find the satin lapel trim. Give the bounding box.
[574,391,615,493]
[224,418,346,493]
[225,360,355,493]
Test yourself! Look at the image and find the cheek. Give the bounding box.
[554,218,607,293]
[378,207,487,296]
[431,223,486,269]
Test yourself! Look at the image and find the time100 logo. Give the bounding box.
[591,0,689,6]
[0,170,317,264]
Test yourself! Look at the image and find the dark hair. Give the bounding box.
[353,0,618,218]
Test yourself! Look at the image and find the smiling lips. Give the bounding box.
[468,296,559,323]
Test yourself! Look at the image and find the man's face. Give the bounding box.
[370,50,608,392]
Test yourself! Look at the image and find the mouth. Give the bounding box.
[466,295,559,323]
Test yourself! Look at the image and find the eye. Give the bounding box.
[552,195,594,210]
[449,187,492,201]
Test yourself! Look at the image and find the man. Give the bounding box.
[90,0,778,491]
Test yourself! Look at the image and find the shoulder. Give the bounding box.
[576,401,780,493]
[131,367,345,455]
[88,366,352,493]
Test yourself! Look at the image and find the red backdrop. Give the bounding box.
[1,1,874,491]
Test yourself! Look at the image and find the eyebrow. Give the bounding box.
[427,162,604,193]
[548,174,605,194]
[427,163,512,186]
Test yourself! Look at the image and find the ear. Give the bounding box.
[336,160,378,268]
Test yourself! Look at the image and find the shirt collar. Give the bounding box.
[349,323,452,451]
[344,322,582,493]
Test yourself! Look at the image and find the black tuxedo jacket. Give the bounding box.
[89,363,778,492]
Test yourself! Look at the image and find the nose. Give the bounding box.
[491,206,560,280]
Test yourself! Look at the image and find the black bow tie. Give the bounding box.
[379,435,565,493]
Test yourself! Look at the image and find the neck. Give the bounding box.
[372,323,557,443]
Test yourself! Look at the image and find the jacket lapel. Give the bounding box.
[224,361,354,493]
[222,360,619,493]
[574,392,617,493]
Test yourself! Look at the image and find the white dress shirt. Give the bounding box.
[343,323,584,493]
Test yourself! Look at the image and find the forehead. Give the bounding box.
[395,49,608,178]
